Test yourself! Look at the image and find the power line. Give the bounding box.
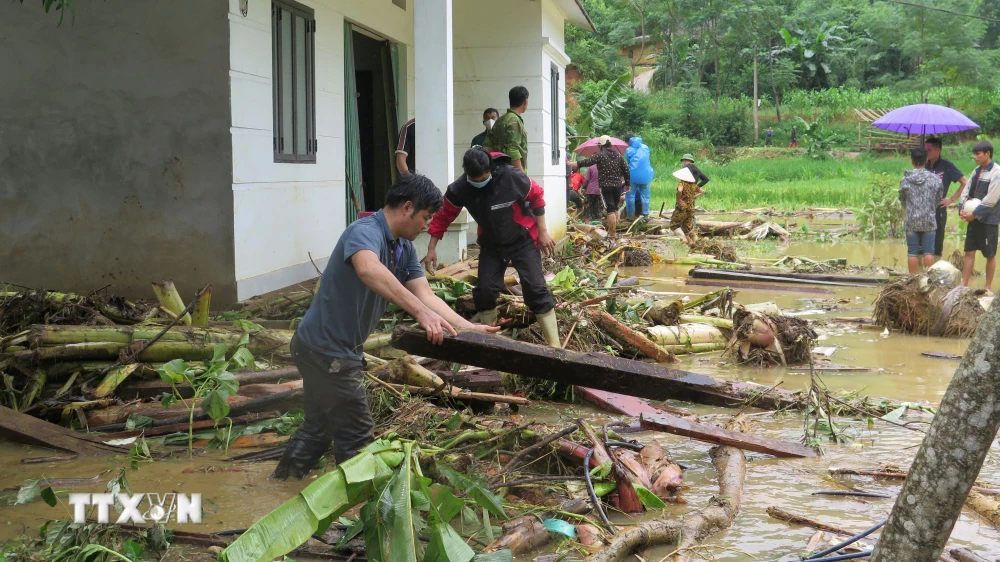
[880,0,1000,23]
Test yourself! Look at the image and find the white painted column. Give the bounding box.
[413,0,468,265]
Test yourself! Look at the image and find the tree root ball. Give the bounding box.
[622,247,653,267]
[874,274,985,337]
[728,307,816,367]
[689,239,740,263]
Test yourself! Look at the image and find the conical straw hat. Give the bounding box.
[672,167,695,183]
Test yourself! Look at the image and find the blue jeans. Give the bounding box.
[906,231,936,257]
[625,182,651,218]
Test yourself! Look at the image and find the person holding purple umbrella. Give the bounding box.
[924,137,967,260]
[569,135,630,240]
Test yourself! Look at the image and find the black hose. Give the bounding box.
[602,422,630,443]
[803,551,872,562]
[804,519,886,560]
[604,441,643,451]
[583,447,616,536]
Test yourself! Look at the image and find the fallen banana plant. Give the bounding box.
[221,439,509,562]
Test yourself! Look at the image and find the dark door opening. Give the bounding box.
[352,30,397,211]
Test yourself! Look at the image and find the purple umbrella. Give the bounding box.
[872,103,979,135]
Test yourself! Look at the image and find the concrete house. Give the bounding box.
[0,0,593,304]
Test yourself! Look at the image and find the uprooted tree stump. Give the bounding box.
[586,417,747,562]
[689,239,739,263]
[874,271,985,337]
[727,306,815,366]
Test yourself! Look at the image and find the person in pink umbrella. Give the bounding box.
[569,135,630,240]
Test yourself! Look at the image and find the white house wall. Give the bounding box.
[453,0,568,241]
[228,0,414,301]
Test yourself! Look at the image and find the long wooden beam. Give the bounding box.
[580,388,815,458]
[390,326,803,409]
[0,406,125,456]
[640,412,818,458]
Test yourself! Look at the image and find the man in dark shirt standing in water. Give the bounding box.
[925,137,968,260]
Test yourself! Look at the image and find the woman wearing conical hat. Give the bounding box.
[669,165,705,244]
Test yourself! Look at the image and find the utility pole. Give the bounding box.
[753,45,759,142]
[870,299,1000,561]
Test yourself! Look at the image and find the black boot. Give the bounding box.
[270,439,327,480]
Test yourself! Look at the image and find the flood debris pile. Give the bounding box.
[874,261,989,337]
[729,305,817,366]
[0,287,152,335]
[689,239,739,263]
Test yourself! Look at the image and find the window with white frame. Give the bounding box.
[272,0,317,163]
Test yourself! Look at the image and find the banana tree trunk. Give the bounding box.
[151,281,191,326]
[647,324,727,347]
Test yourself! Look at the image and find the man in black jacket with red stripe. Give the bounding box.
[423,147,560,347]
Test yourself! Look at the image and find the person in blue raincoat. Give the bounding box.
[625,135,655,219]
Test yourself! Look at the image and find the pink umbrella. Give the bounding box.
[574,136,628,157]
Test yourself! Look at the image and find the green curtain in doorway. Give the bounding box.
[390,43,407,133]
[344,22,364,223]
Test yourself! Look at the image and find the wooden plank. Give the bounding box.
[577,387,662,417]
[385,382,531,405]
[97,411,282,440]
[117,367,301,400]
[640,412,817,458]
[390,326,804,409]
[0,406,124,456]
[437,369,504,391]
[685,278,834,295]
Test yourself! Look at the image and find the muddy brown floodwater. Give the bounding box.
[2,226,1000,561]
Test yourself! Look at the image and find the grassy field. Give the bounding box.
[645,145,978,211]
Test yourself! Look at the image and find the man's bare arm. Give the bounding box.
[395,153,410,175]
[406,277,501,334]
[351,250,454,343]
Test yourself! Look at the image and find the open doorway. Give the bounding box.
[351,30,398,212]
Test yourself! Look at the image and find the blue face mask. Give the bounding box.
[468,174,492,188]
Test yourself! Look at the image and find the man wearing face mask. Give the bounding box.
[423,147,560,347]
[485,86,530,172]
[472,108,500,148]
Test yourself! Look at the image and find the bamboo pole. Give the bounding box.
[151,281,191,326]
[190,285,212,327]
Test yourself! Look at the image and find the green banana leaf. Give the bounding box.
[219,440,404,562]
[436,464,507,520]
[632,484,666,510]
[387,442,422,562]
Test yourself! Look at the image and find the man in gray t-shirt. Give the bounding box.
[273,175,498,480]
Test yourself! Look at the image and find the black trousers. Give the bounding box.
[473,239,554,315]
[935,207,947,256]
[285,334,374,464]
[567,188,583,210]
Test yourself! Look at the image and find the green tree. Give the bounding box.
[775,21,851,89]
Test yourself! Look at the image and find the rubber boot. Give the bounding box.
[477,307,499,326]
[674,228,689,244]
[536,310,561,348]
[270,439,326,480]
